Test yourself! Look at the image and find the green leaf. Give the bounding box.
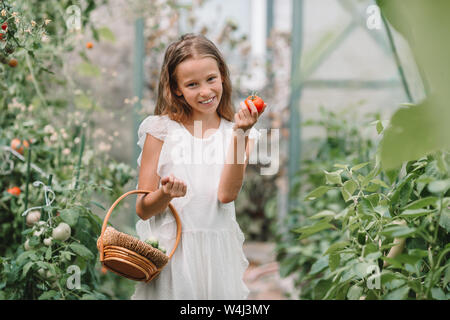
[380,103,450,170]
[376,120,384,134]
[385,168,400,185]
[381,225,416,238]
[90,201,106,211]
[358,197,375,216]
[38,290,58,300]
[408,249,428,258]
[352,262,373,280]
[97,26,116,43]
[390,173,415,206]
[45,247,52,261]
[365,252,382,261]
[351,162,370,172]
[383,285,410,300]
[304,186,332,201]
[59,208,80,227]
[329,253,340,272]
[400,209,435,218]
[69,243,94,260]
[347,285,363,300]
[361,163,382,187]
[377,0,450,170]
[444,265,450,287]
[313,279,333,300]
[402,197,438,210]
[370,179,390,189]
[309,255,329,275]
[384,279,407,290]
[394,253,423,265]
[428,179,450,194]
[22,261,34,278]
[16,251,36,265]
[381,271,405,285]
[324,170,343,185]
[439,208,450,232]
[436,152,448,174]
[324,241,350,255]
[279,255,299,278]
[341,180,357,202]
[374,205,390,217]
[293,219,334,240]
[363,243,379,257]
[431,287,446,300]
[309,210,335,220]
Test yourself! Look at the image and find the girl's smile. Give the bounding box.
[199,96,216,107]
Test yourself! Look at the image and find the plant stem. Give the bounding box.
[25,51,48,110]
[24,145,32,211]
[74,130,85,190]
[432,197,443,244]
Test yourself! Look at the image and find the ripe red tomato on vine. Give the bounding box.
[7,187,21,196]
[1,22,7,31]
[244,94,265,114]
[10,138,29,154]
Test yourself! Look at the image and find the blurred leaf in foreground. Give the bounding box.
[377,0,450,169]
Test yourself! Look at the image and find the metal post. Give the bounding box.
[287,0,303,224]
[381,13,414,103]
[133,17,145,168]
[266,0,274,87]
[132,17,145,226]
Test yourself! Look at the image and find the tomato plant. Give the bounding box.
[280,111,449,299]
[0,0,138,300]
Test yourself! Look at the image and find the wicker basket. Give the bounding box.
[97,190,182,283]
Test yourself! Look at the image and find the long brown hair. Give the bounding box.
[154,33,234,123]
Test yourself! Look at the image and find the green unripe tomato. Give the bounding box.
[52,222,71,241]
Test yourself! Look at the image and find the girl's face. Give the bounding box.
[174,57,223,119]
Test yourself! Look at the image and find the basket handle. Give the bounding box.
[99,189,182,263]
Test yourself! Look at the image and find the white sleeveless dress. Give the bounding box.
[130,114,261,300]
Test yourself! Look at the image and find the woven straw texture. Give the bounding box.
[97,226,169,269]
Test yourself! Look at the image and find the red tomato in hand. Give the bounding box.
[244,95,265,114]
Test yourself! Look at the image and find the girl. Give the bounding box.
[131,33,266,300]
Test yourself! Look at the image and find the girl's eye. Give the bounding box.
[208,77,216,82]
[187,83,197,87]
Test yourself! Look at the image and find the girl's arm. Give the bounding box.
[217,131,255,203]
[136,134,187,220]
[136,134,172,220]
[218,100,264,203]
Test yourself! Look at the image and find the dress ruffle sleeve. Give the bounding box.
[136,115,169,167]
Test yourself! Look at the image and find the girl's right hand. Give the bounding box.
[160,174,187,199]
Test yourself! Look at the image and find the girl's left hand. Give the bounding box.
[233,100,267,132]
